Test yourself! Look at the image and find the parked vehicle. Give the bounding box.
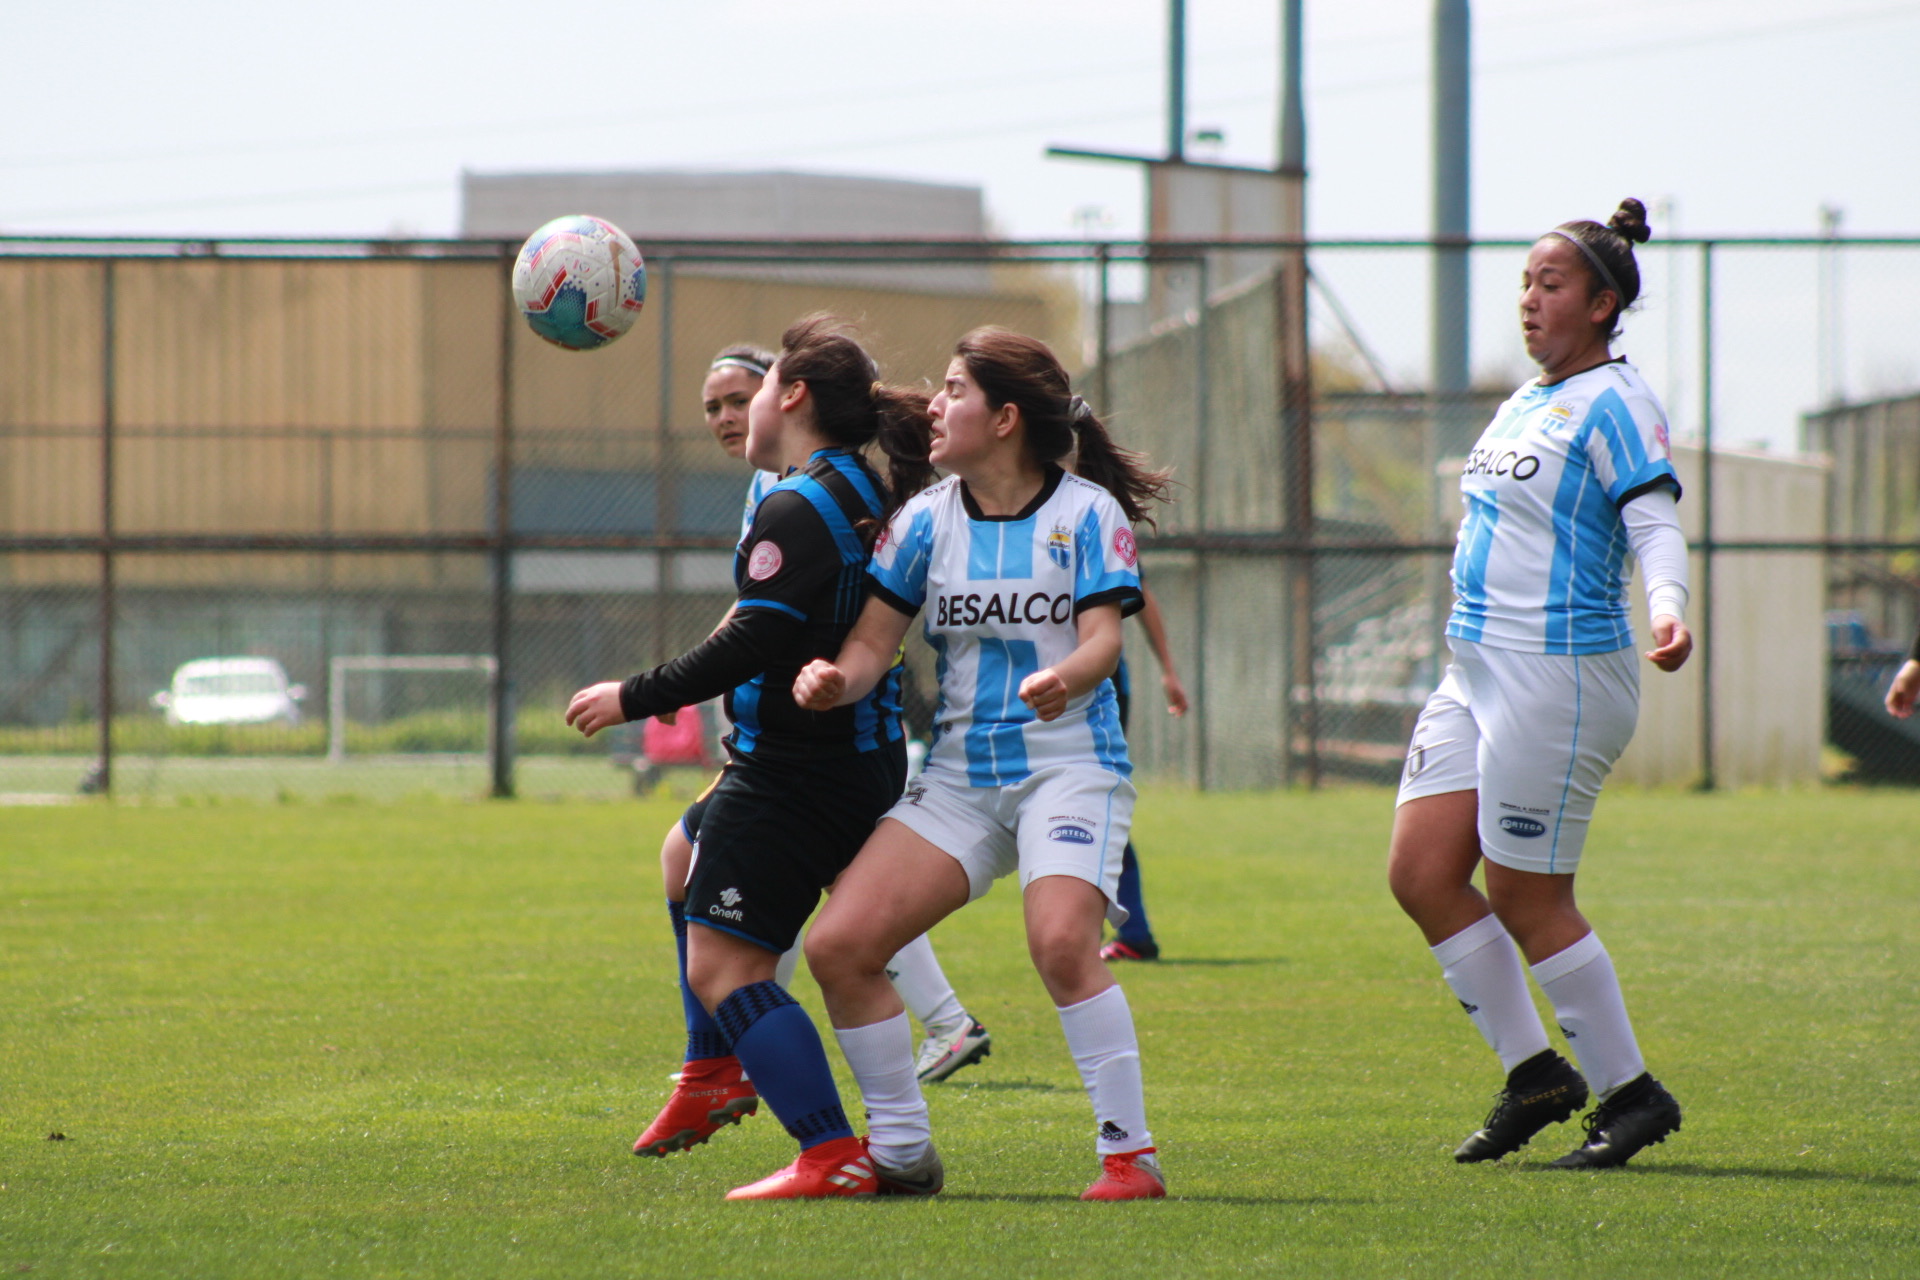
[152,657,307,727]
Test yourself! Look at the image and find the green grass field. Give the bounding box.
[3,788,1916,1278]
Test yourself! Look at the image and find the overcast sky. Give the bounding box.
[5,0,1917,444]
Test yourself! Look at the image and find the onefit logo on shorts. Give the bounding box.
[1497,815,1547,838]
[710,887,745,921]
[747,541,783,580]
[1048,824,1095,845]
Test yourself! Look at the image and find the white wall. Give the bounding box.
[1617,443,1829,788]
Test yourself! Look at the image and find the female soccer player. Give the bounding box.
[631,347,991,1159]
[794,327,1173,1202]
[568,315,935,1199]
[1100,580,1190,962]
[1389,198,1693,1169]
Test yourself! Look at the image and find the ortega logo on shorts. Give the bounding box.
[1048,824,1095,845]
[1498,816,1547,838]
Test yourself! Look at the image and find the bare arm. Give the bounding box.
[1888,659,1920,718]
[793,596,917,711]
[1016,603,1124,722]
[1133,585,1190,716]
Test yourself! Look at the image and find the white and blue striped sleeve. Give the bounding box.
[865,502,935,615]
[1072,493,1144,617]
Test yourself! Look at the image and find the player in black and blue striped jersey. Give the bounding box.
[568,315,936,1200]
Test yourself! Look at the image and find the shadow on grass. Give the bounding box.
[938,1192,1365,1207]
[1516,1162,1918,1188]
[940,1079,1063,1093]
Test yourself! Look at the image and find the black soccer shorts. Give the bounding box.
[684,741,906,953]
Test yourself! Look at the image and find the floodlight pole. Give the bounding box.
[1430,0,1472,457]
[1167,0,1186,160]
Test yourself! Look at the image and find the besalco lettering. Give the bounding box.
[935,591,1074,627]
[1463,448,1541,481]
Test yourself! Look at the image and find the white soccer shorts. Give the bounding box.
[882,763,1135,926]
[1396,638,1640,875]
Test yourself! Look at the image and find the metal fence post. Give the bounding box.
[1698,241,1717,792]
[490,249,516,800]
[653,256,675,666]
[1192,252,1212,791]
[96,259,117,797]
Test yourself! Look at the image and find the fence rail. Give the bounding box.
[5,232,1919,799]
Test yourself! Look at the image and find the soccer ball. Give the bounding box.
[510,214,647,351]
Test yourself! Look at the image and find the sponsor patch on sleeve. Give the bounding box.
[747,540,784,581]
[1112,526,1137,568]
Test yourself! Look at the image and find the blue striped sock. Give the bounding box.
[667,901,729,1062]
[715,981,852,1150]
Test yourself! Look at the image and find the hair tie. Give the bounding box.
[1545,228,1625,304]
[1066,394,1092,426]
[871,380,886,398]
[709,355,769,377]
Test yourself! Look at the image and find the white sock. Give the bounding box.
[773,939,802,991]
[1057,985,1153,1156]
[834,1012,929,1167]
[1430,914,1552,1073]
[1531,931,1645,1099]
[884,933,967,1038]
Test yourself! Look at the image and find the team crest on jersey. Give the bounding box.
[747,541,783,580]
[1046,524,1072,569]
[1112,527,1137,568]
[1546,402,1575,429]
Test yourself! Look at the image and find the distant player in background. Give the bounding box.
[797,328,1173,1202]
[621,336,984,1173]
[1389,199,1692,1170]
[1100,579,1189,962]
[1883,629,1920,717]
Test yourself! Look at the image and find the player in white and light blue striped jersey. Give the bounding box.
[1449,358,1680,655]
[795,327,1175,1201]
[1391,199,1693,1173]
[866,469,1141,784]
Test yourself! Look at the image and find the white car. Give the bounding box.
[153,657,307,727]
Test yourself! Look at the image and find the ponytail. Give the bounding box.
[953,327,1171,528]
[773,314,936,534]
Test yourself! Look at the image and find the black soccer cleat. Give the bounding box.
[1453,1050,1590,1163]
[1549,1073,1682,1169]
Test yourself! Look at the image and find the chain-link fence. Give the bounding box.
[4,234,1919,800]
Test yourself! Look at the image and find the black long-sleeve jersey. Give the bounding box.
[619,447,904,760]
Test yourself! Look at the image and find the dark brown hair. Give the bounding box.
[1546,197,1652,340]
[953,327,1171,527]
[774,314,935,530]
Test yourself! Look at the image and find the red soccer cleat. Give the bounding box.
[1080,1148,1166,1201]
[724,1136,878,1200]
[632,1055,758,1157]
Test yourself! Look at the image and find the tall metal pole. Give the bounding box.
[1430,0,1472,457]
[1279,0,1305,176]
[1697,242,1717,792]
[653,258,676,667]
[1167,0,1186,160]
[96,261,117,796]
[490,248,516,800]
[1276,0,1316,787]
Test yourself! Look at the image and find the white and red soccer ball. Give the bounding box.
[511,214,647,351]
